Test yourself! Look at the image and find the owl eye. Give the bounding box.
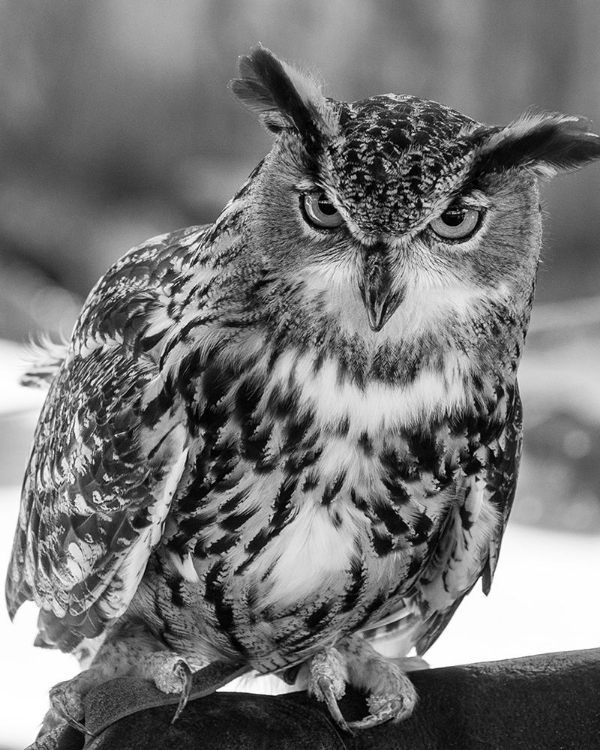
[302,192,344,229]
[429,206,482,241]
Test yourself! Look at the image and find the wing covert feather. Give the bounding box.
[5,227,207,649]
[414,386,523,655]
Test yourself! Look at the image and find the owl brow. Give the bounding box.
[437,188,489,216]
[294,177,322,192]
[450,190,492,208]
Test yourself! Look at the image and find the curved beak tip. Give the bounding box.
[358,242,405,333]
[361,288,404,332]
[366,310,387,332]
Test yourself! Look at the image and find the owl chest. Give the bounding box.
[171,419,459,649]
[161,349,505,662]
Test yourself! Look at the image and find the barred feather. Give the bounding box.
[19,335,70,389]
[6,47,600,732]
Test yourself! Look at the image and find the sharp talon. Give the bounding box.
[347,687,416,730]
[348,698,399,729]
[318,677,352,734]
[52,707,93,736]
[49,682,94,736]
[171,660,194,724]
[347,706,396,730]
[309,649,353,732]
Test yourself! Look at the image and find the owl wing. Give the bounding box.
[413,386,524,655]
[5,226,208,651]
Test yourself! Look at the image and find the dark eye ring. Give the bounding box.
[302,192,344,229]
[429,206,482,241]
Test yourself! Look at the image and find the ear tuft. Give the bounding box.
[471,111,600,179]
[231,45,338,151]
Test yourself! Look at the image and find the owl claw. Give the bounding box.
[346,697,406,730]
[309,638,420,731]
[169,659,194,724]
[49,678,94,736]
[138,651,196,722]
[28,706,92,750]
[56,713,89,736]
[316,676,352,733]
[347,666,419,730]
[309,649,353,732]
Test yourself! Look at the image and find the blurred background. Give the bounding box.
[1,0,600,747]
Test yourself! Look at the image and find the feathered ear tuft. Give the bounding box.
[470,112,600,179]
[231,45,338,152]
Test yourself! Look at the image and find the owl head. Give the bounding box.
[230,47,599,378]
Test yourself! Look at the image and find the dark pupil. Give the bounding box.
[442,208,465,226]
[317,196,337,215]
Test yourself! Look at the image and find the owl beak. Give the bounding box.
[358,243,405,332]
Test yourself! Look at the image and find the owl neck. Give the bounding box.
[165,227,530,432]
[162,292,523,442]
[253,279,527,387]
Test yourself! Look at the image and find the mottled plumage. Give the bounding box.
[6,46,600,741]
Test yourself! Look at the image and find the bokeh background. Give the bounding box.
[1,1,600,747]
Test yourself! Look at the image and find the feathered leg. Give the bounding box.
[30,622,194,748]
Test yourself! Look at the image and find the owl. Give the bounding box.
[6,46,600,745]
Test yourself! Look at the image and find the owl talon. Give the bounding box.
[317,676,352,733]
[56,713,89,736]
[346,698,404,730]
[170,659,194,724]
[49,678,94,736]
[346,668,419,730]
[309,649,352,732]
[27,707,91,750]
[139,651,195,722]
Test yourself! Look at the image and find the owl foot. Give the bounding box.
[140,652,194,723]
[48,671,99,734]
[344,636,419,730]
[308,648,350,731]
[309,636,420,732]
[346,668,418,730]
